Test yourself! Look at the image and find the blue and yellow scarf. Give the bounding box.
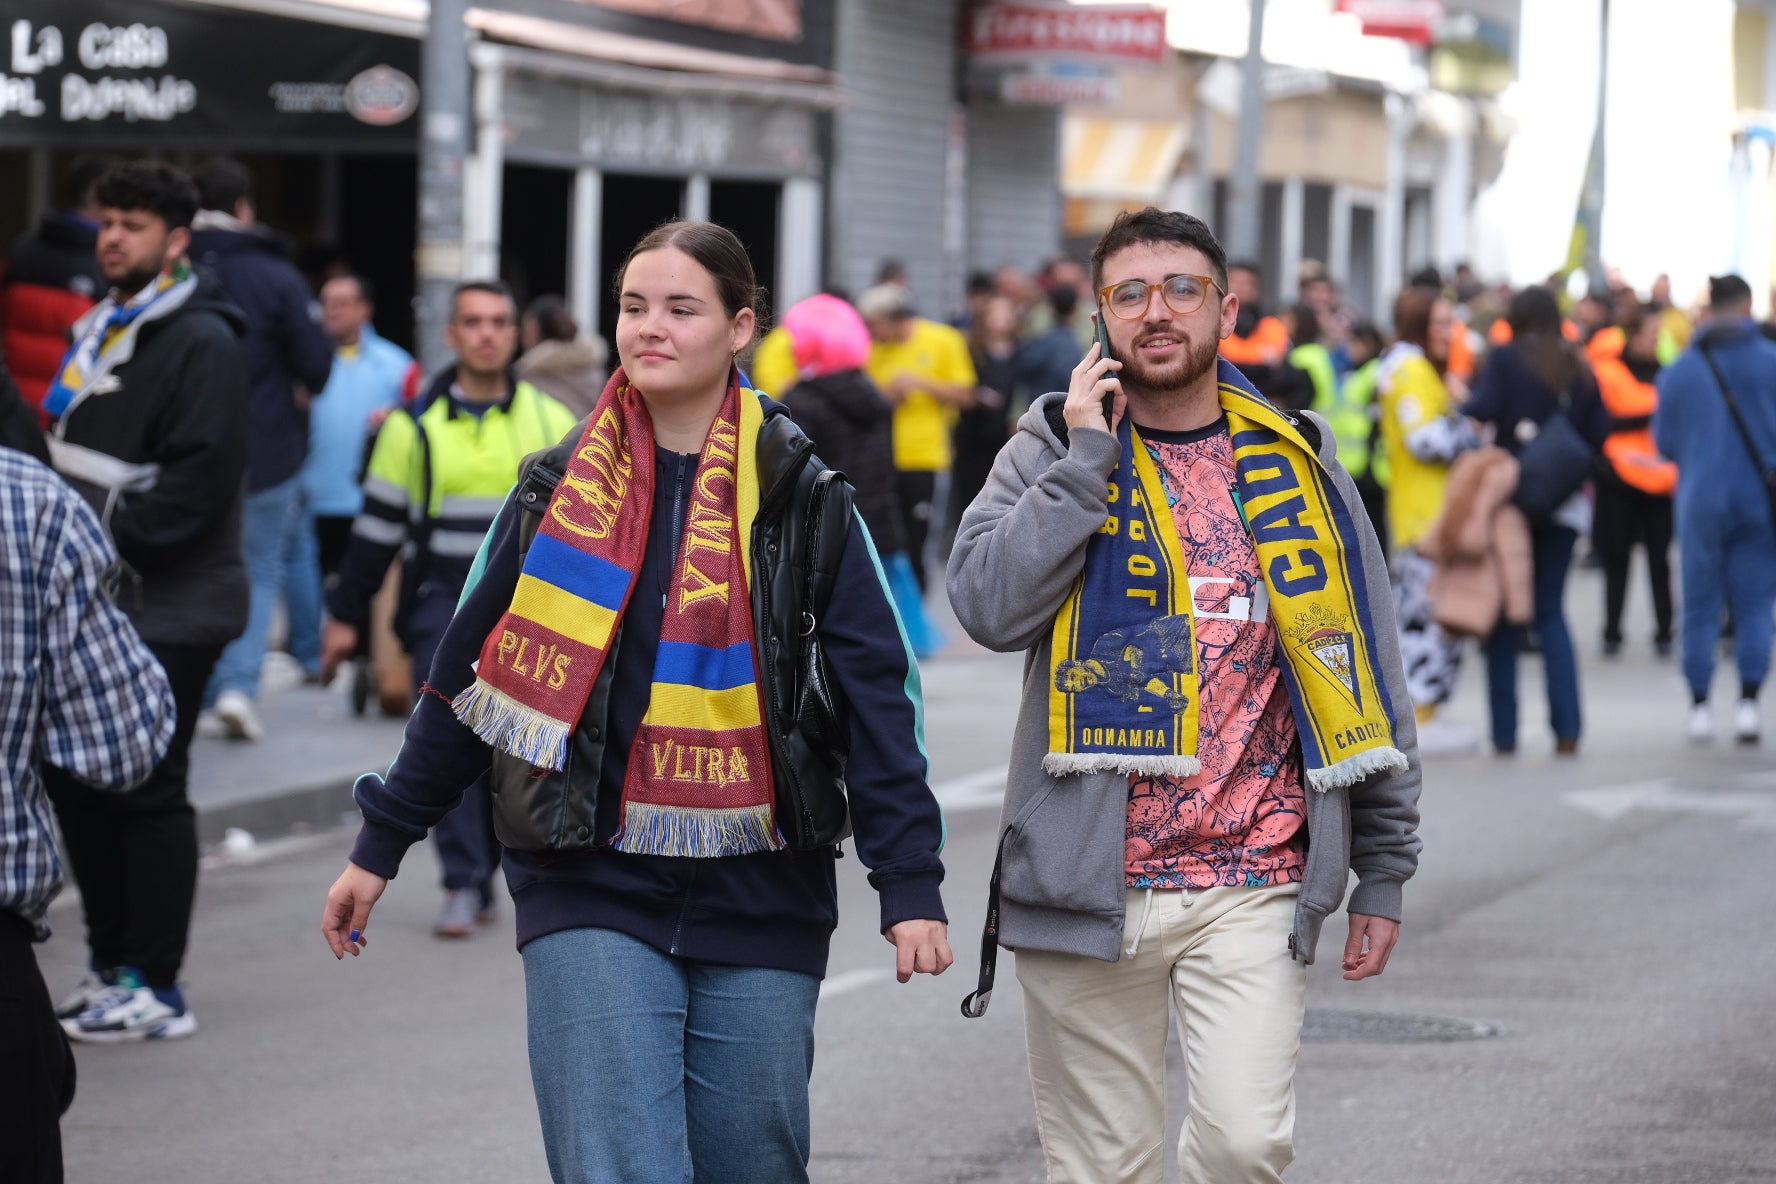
[454,369,781,857]
[45,262,196,422]
[1047,359,1406,791]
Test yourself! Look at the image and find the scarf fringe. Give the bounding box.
[1043,752,1203,779]
[452,681,571,772]
[1305,746,1409,792]
[612,802,785,858]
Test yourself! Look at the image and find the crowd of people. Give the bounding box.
[0,150,1771,1184]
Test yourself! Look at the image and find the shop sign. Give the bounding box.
[965,3,1166,65]
[0,0,420,145]
[1335,0,1444,46]
[1000,69,1118,106]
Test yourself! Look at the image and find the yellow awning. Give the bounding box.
[1061,116,1188,201]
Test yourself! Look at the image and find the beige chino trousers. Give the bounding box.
[1014,883,1307,1184]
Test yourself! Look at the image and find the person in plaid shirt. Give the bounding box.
[0,448,174,1183]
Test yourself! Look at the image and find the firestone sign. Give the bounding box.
[0,0,420,145]
[964,3,1167,65]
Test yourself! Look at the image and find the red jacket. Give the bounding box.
[1,213,106,419]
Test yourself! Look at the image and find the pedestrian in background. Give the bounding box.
[42,160,250,1044]
[188,157,334,743]
[858,282,977,596]
[320,280,576,938]
[0,449,175,1184]
[1378,285,1479,753]
[1654,273,1776,746]
[1321,320,1389,551]
[0,155,114,416]
[0,359,49,462]
[948,207,1420,1184]
[776,292,939,655]
[515,294,608,420]
[283,273,414,681]
[1591,301,1676,658]
[322,221,950,1184]
[1465,286,1610,755]
[1013,283,1084,404]
[954,293,1020,551]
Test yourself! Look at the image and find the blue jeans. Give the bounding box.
[208,477,303,701]
[1485,524,1580,749]
[522,927,819,1184]
[1677,504,1776,700]
[282,505,324,677]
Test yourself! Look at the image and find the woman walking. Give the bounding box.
[1377,286,1478,752]
[322,221,952,1183]
[1465,286,1610,754]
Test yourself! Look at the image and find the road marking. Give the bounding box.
[820,968,895,1000]
[933,766,1006,814]
[1562,778,1776,831]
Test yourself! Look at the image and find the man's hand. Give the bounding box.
[323,862,388,959]
[320,620,359,684]
[885,919,954,983]
[1065,341,1124,436]
[1342,913,1399,981]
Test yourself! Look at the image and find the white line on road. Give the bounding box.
[819,968,895,1000]
[933,766,1006,814]
[1563,778,1776,830]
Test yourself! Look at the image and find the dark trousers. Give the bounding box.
[315,514,355,579]
[406,590,501,901]
[1593,474,1673,645]
[896,470,938,594]
[0,912,73,1184]
[44,642,219,989]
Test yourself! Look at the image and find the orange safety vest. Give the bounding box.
[1485,319,1583,347]
[1592,346,1677,496]
[1220,315,1290,367]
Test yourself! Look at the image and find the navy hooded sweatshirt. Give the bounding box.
[348,399,947,978]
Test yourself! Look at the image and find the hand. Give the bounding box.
[1065,341,1124,436]
[883,373,917,404]
[323,862,388,959]
[320,620,359,684]
[885,919,954,983]
[1342,913,1399,981]
[1445,372,1470,405]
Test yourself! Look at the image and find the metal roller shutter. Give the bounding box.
[967,101,1063,275]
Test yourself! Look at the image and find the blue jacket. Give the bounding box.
[301,327,412,517]
[189,221,333,492]
[1654,320,1776,526]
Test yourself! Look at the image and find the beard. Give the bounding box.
[106,263,166,299]
[1118,327,1220,394]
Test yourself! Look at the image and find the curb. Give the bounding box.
[195,776,363,847]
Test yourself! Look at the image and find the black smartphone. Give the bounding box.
[1092,310,1119,429]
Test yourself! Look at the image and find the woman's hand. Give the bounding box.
[322,862,388,959]
[885,919,954,983]
[1065,342,1124,436]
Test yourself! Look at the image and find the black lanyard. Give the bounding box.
[959,832,1007,1018]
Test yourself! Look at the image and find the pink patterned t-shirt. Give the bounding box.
[1125,419,1307,889]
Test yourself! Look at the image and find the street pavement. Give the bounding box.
[42,558,1776,1182]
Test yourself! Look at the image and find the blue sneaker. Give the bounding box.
[64,968,197,1043]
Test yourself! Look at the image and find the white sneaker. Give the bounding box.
[1415,716,1480,756]
[53,971,114,1020]
[1686,703,1714,744]
[1734,698,1761,745]
[212,689,264,742]
[64,982,196,1043]
[194,710,229,740]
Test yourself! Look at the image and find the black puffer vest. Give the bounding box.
[486,406,856,853]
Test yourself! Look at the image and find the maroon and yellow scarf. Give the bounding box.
[453,369,781,857]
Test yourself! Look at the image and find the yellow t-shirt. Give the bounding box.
[1378,349,1455,550]
[866,319,977,472]
[748,326,798,397]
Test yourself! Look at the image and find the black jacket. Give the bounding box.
[51,276,251,648]
[780,369,907,554]
[189,221,333,492]
[0,364,48,464]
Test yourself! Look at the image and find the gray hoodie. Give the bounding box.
[945,393,1423,968]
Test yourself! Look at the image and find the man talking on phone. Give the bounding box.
[946,207,1423,1183]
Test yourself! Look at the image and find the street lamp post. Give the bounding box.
[1224,0,1268,264]
[415,0,471,375]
